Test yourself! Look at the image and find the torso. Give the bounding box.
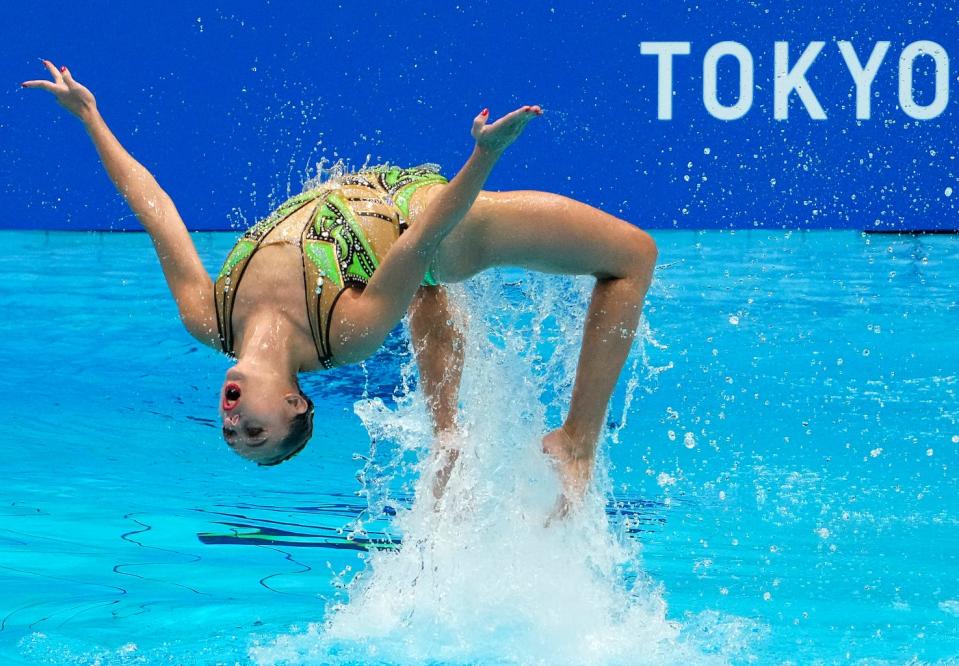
[214,165,447,370]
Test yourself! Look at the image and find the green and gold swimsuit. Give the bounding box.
[214,164,447,368]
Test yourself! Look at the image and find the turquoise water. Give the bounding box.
[1,230,957,665]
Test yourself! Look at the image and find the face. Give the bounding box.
[219,366,307,464]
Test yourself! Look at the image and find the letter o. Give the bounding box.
[899,40,949,120]
[703,41,754,120]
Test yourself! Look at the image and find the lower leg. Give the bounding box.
[408,286,465,500]
[543,274,647,498]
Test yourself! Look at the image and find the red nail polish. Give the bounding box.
[60,66,66,72]
[481,108,489,116]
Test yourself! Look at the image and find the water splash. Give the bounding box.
[301,158,443,193]
[250,270,757,665]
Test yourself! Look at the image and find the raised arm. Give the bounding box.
[333,104,542,362]
[22,61,217,345]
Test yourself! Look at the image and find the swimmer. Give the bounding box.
[23,61,657,505]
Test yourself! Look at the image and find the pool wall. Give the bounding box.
[2,1,957,232]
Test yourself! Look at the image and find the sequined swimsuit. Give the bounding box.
[213,165,447,368]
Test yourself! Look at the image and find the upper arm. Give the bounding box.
[325,288,392,364]
[328,285,460,369]
[143,196,219,348]
[178,284,220,349]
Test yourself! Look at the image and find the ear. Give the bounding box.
[284,393,309,415]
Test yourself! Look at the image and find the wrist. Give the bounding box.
[472,143,502,163]
[78,105,101,128]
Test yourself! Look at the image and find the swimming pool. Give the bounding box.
[1,229,956,664]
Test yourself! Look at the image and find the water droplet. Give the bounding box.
[728,314,740,326]
[656,472,676,487]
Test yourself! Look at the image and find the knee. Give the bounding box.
[623,227,657,281]
[634,228,658,263]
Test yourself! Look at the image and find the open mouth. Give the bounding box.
[223,383,241,410]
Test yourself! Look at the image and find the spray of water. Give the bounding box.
[250,270,755,665]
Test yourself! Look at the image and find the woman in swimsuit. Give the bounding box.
[23,61,657,502]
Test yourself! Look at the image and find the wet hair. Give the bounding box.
[258,394,315,467]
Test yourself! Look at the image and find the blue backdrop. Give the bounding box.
[3,1,956,231]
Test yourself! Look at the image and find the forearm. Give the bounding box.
[81,110,176,229]
[342,104,540,355]
[80,108,212,334]
[80,110,209,289]
[412,145,499,252]
[357,146,499,332]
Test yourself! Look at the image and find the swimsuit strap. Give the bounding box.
[213,190,324,356]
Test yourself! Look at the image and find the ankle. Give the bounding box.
[559,423,598,460]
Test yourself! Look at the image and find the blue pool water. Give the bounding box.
[1,229,957,665]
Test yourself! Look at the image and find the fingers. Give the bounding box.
[508,105,543,119]
[491,104,543,128]
[21,59,66,92]
[470,107,489,138]
[21,80,58,93]
[472,104,542,147]
[60,65,76,86]
[40,59,64,85]
[472,107,489,128]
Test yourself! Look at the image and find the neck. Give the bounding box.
[234,307,302,379]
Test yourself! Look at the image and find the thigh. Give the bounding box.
[430,190,649,283]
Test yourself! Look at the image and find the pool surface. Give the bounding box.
[1,230,957,664]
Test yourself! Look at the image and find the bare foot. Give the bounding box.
[542,426,595,519]
[431,446,460,500]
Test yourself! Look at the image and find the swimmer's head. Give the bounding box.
[219,366,314,466]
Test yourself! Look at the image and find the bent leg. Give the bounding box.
[430,190,658,499]
[408,285,464,500]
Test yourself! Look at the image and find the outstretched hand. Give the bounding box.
[471,105,543,155]
[22,60,97,122]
